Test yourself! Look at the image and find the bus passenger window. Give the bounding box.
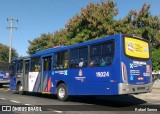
[100,57,107,66]
[90,41,114,67]
[69,49,78,68]
[102,42,114,65]
[64,60,68,68]
[25,60,29,74]
[70,46,88,68]
[31,56,40,72]
[90,44,101,67]
[35,65,40,72]
[79,58,84,67]
[17,60,23,73]
[54,51,68,69]
[89,60,94,67]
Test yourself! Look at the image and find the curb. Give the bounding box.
[133,92,160,101]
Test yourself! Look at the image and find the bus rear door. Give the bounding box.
[41,55,52,93]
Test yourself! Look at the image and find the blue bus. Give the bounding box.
[0,62,10,87]
[10,34,152,101]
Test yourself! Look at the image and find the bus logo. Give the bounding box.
[130,63,133,68]
[130,75,134,80]
[79,69,83,76]
[128,42,134,51]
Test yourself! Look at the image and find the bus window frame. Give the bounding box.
[53,50,69,70]
[30,56,41,72]
[10,61,17,74]
[17,60,23,73]
[69,46,88,69]
[89,40,115,67]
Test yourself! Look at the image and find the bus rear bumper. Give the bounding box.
[118,83,152,95]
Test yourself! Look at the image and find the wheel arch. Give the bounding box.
[56,80,67,88]
[16,81,22,90]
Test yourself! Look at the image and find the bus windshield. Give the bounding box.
[124,37,150,59]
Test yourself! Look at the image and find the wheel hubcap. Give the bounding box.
[19,85,23,92]
[59,87,65,98]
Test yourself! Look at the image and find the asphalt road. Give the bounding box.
[0,85,159,114]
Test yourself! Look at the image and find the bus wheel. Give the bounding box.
[57,83,68,101]
[18,83,25,95]
[0,84,3,88]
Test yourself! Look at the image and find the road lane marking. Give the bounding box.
[0,98,6,100]
[24,104,32,105]
[3,89,10,92]
[10,100,21,104]
[53,110,63,113]
[147,102,160,105]
[0,88,5,90]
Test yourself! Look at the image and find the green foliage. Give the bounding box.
[27,0,160,71]
[65,0,118,44]
[152,48,160,71]
[28,0,119,54]
[0,43,18,62]
[118,3,160,47]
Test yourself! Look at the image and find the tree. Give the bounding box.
[116,3,160,71]
[27,1,160,71]
[65,0,118,45]
[0,43,18,62]
[117,3,160,47]
[28,0,119,54]
[152,48,160,71]
[28,31,69,54]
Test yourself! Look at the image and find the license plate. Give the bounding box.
[137,87,145,90]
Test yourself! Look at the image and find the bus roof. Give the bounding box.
[11,56,30,62]
[31,34,122,57]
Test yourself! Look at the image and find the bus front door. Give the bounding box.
[41,56,52,93]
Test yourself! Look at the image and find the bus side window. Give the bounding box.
[54,51,68,70]
[79,47,88,67]
[63,60,68,69]
[102,42,115,65]
[70,46,88,68]
[25,61,29,74]
[90,44,101,67]
[69,49,78,68]
[17,60,23,73]
[31,56,40,72]
[90,41,114,67]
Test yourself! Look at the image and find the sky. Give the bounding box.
[0,0,160,57]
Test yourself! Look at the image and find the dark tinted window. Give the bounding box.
[90,44,101,56]
[17,60,23,73]
[89,41,115,67]
[31,57,40,72]
[69,46,88,68]
[79,47,88,67]
[54,51,68,69]
[25,60,30,74]
[70,49,79,68]
[43,57,52,71]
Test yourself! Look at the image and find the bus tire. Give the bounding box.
[18,83,25,95]
[0,84,3,88]
[57,83,68,101]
